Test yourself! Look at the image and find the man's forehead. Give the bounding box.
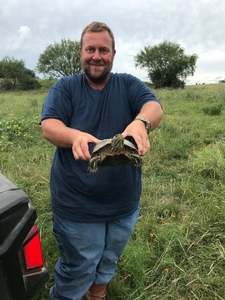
[82,31,113,46]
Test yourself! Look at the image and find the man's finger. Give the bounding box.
[80,140,91,161]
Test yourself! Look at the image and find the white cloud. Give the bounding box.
[6,25,31,51]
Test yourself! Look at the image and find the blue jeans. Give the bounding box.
[50,207,140,300]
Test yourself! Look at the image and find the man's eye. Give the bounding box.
[101,49,109,54]
[86,48,94,53]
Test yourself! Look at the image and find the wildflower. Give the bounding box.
[162,219,167,224]
[171,214,176,219]
[164,268,169,273]
[149,233,154,238]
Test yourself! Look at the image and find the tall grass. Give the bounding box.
[1,82,225,299]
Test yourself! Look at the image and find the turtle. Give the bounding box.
[88,134,142,173]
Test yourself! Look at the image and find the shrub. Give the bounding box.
[202,103,222,115]
[19,76,41,90]
[0,79,14,90]
[0,116,39,151]
[189,142,225,179]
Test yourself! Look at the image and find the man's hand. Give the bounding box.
[41,119,101,161]
[122,101,163,155]
[71,132,101,161]
[122,120,150,156]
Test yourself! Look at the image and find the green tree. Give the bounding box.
[134,41,198,88]
[0,57,40,90]
[0,57,25,90]
[18,67,41,90]
[36,39,82,78]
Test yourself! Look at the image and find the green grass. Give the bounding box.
[1,82,225,299]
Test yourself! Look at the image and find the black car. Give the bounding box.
[0,173,49,300]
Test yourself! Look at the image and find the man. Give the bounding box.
[40,22,163,300]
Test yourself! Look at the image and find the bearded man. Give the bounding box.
[40,21,163,300]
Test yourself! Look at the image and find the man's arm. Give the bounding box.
[41,118,101,161]
[122,101,163,156]
[135,101,163,130]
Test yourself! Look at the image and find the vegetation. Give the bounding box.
[1,82,225,299]
[135,41,198,89]
[0,57,40,90]
[1,40,199,88]
[36,39,82,78]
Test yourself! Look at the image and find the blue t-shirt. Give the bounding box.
[40,73,160,222]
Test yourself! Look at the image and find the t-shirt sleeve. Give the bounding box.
[40,79,73,126]
[127,74,160,115]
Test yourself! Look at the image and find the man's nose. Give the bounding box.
[92,50,101,60]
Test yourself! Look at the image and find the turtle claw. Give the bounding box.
[88,156,100,173]
[130,154,142,167]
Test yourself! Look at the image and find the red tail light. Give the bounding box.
[22,224,44,273]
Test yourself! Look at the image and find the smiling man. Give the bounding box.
[80,27,116,87]
[40,22,163,300]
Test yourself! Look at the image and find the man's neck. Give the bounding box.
[86,76,110,91]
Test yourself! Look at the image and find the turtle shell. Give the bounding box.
[88,134,142,173]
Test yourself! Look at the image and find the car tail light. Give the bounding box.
[21,224,44,273]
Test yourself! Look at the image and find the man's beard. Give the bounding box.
[82,61,113,84]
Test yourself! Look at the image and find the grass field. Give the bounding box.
[1,81,225,299]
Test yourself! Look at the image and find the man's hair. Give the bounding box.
[80,22,115,50]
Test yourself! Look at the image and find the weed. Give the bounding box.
[202,103,222,116]
[189,142,225,179]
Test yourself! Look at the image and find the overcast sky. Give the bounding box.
[1,0,224,85]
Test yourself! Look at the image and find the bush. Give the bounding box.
[0,57,40,91]
[0,79,14,90]
[0,116,40,151]
[189,142,225,179]
[19,77,41,90]
[202,103,222,115]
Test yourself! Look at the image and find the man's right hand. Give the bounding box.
[71,131,101,161]
[41,118,101,161]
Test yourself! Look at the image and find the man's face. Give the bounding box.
[80,31,116,84]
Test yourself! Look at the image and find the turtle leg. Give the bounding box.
[130,154,142,167]
[88,156,101,173]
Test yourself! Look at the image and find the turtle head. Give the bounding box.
[111,134,124,150]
